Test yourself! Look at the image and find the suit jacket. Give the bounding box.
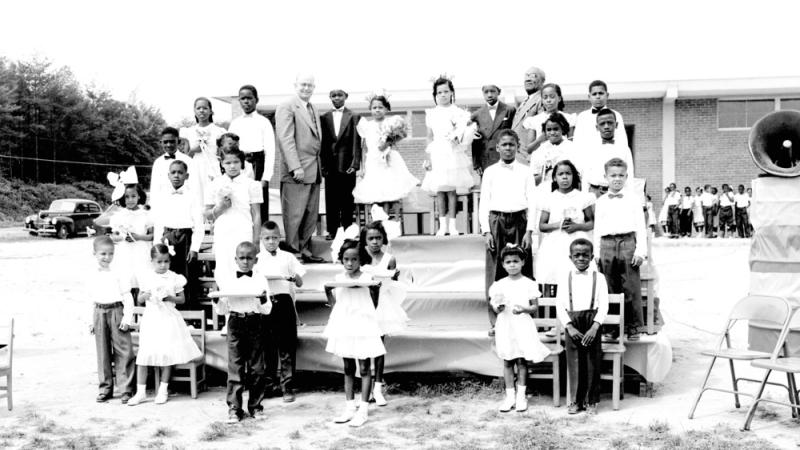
[470,101,516,170]
[320,107,362,174]
[511,91,544,151]
[276,96,323,184]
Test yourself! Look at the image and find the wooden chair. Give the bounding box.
[528,297,564,406]
[601,294,626,411]
[688,295,796,420]
[428,191,475,235]
[0,319,14,410]
[355,202,405,233]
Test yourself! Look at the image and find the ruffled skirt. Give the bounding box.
[353,150,419,203]
[420,140,475,195]
[495,313,551,362]
[136,302,202,366]
[375,281,409,335]
[324,288,386,359]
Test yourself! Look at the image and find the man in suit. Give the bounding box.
[471,84,516,176]
[276,74,324,263]
[320,89,362,239]
[511,66,546,162]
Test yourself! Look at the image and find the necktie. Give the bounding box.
[307,103,317,128]
[164,154,175,160]
[609,193,624,199]
[236,271,253,278]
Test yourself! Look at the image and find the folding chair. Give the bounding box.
[688,295,796,419]
[0,318,14,410]
[154,310,206,399]
[528,297,564,406]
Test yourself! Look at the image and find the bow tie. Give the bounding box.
[591,107,603,114]
[98,266,111,272]
[164,154,175,160]
[608,193,624,199]
[268,251,277,256]
[171,190,183,195]
[574,270,590,275]
[333,109,343,114]
[236,271,253,278]
[488,105,497,111]
[499,162,514,170]
[602,140,615,145]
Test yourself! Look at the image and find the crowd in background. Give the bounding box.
[649,183,752,239]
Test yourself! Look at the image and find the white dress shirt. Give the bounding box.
[572,107,628,149]
[734,193,750,208]
[556,268,609,327]
[89,267,134,326]
[228,111,276,182]
[719,191,735,207]
[680,195,694,210]
[332,108,344,136]
[152,183,205,253]
[150,152,194,208]
[479,160,537,233]
[593,190,648,259]
[487,102,497,121]
[214,269,272,315]
[664,191,681,207]
[575,141,634,188]
[255,248,307,295]
[700,192,715,207]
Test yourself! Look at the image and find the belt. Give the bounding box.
[163,227,192,232]
[490,210,526,218]
[229,311,262,318]
[95,302,123,310]
[601,232,635,239]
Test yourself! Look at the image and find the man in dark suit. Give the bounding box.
[471,85,516,176]
[276,74,324,263]
[320,89,362,239]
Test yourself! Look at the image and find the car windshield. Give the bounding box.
[49,200,76,212]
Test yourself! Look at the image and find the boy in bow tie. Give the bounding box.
[592,158,646,340]
[214,241,272,423]
[580,109,634,198]
[573,80,629,149]
[150,127,194,210]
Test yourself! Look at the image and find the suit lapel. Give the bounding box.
[295,97,319,137]
[490,102,507,133]
[337,109,351,140]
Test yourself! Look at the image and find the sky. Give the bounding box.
[1,0,798,123]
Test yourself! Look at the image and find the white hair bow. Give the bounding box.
[330,223,360,264]
[369,205,401,241]
[106,166,139,201]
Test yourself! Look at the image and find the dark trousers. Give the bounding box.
[264,294,298,391]
[485,210,533,326]
[735,207,750,238]
[324,171,356,235]
[679,209,693,236]
[246,151,270,223]
[94,304,135,396]
[719,206,734,234]
[280,182,320,255]
[703,206,715,236]
[565,310,602,406]
[226,313,268,414]
[162,227,198,306]
[597,233,644,334]
[667,205,679,235]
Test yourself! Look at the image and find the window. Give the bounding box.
[718,99,774,129]
[88,203,100,213]
[780,98,800,112]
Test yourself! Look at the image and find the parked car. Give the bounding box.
[24,199,102,239]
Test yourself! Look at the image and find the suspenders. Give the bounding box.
[567,271,597,312]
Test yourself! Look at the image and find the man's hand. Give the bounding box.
[187,251,198,264]
[119,323,130,332]
[581,322,600,346]
[631,255,644,268]
[292,168,305,182]
[493,304,505,314]
[474,166,483,177]
[521,232,532,250]
[562,220,580,233]
[566,324,584,342]
[484,233,495,252]
[346,167,356,174]
[138,291,151,304]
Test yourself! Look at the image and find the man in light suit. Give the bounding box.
[511,66,546,163]
[320,89,361,239]
[276,74,324,263]
[471,84,516,176]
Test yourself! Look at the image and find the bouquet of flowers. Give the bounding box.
[377,115,408,165]
[216,185,233,204]
[195,127,210,153]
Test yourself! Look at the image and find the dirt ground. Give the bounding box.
[0,229,798,449]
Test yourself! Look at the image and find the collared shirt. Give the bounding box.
[479,160,537,233]
[575,141,634,188]
[89,267,134,326]
[734,193,751,208]
[332,107,344,136]
[555,268,609,327]
[719,191,735,207]
[700,192,716,207]
[680,194,694,209]
[228,111,276,182]
[205,173,263,226]
[487,102,497,121]
[593,190,648,259]
[214,269,272,315]
[664,191,681,207]
[150,152,194,208]
[572,107,628,149]
[152,183,205,253]
[255,248,307,295]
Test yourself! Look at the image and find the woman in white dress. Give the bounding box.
[180,97,227,198]
[522,83,575,155]
[109,184,153,290]
[352,95,419,213]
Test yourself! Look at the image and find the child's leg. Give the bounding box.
[358,359,372,403]
[374,355,385,384]
[246,315,268,412]
[620,236,644,335]
[576,346,589,407]
[136,365,148,385]
[446,191,457,218]
[586,333,603,406]
[564,330,580,405]
[435,192,447,219]
[273,294,298,394]
[503,359,516,390]
[159,366,173,384]
[343,358,356,401]
[93,308,113,397]
[226,316,249,413]
[516,358,528,387]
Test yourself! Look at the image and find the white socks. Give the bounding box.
[154,382,169,405]
[334,400,357,423]
[516,385,528,412]
[349,401,369,427]
[436,217,448,235]
[499,388,516,412]
[127,384,147,406]
[373,381,387,406]
[449,217,460,235]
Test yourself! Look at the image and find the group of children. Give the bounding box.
[655,183,752,238]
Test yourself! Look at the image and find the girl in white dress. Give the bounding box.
[352,95,419,211]
[489,245,551,413]
[204,150,262,281]
[360,221,409,406]
[420,77,477,236]
[128,244,202,406]
[180,97,227,199]
[692,186,705,235]
[537,160,595,297]
[109,184,153,291]
[530,113,577,191]
[324,240,385,427]
[522,84,576,155]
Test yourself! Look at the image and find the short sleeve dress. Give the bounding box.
[536,189,595,285]
[136,270,202,366]
[109,206,153,288]
[420,105,477,195]
[363,251,409,335]
[179,123,226,197]
[352,119,419,204]
[522,111,576,135]
[324,272,386,359]
[489,277,550,362]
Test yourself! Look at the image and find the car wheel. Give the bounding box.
[56,225,69,239]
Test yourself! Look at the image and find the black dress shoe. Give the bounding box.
[324,234,334,240]
[120,392,132,404]
[283,389,296,403]
[96,393,112,403]
[301,254,324,264]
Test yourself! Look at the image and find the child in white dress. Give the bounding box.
[179,97,227,199]
[420,77,477,236]
[529,112,577,191]
[204,149,262,281]
[109,184,153,291]
[324,240,385,427]
[360,221,409,406]
[537,160,595,297]
[489,245,551,413]
[128,244,202,406]
[352,95,419,211]
[522,84,576,155]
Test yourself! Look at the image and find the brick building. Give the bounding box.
[216,76,800,212]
